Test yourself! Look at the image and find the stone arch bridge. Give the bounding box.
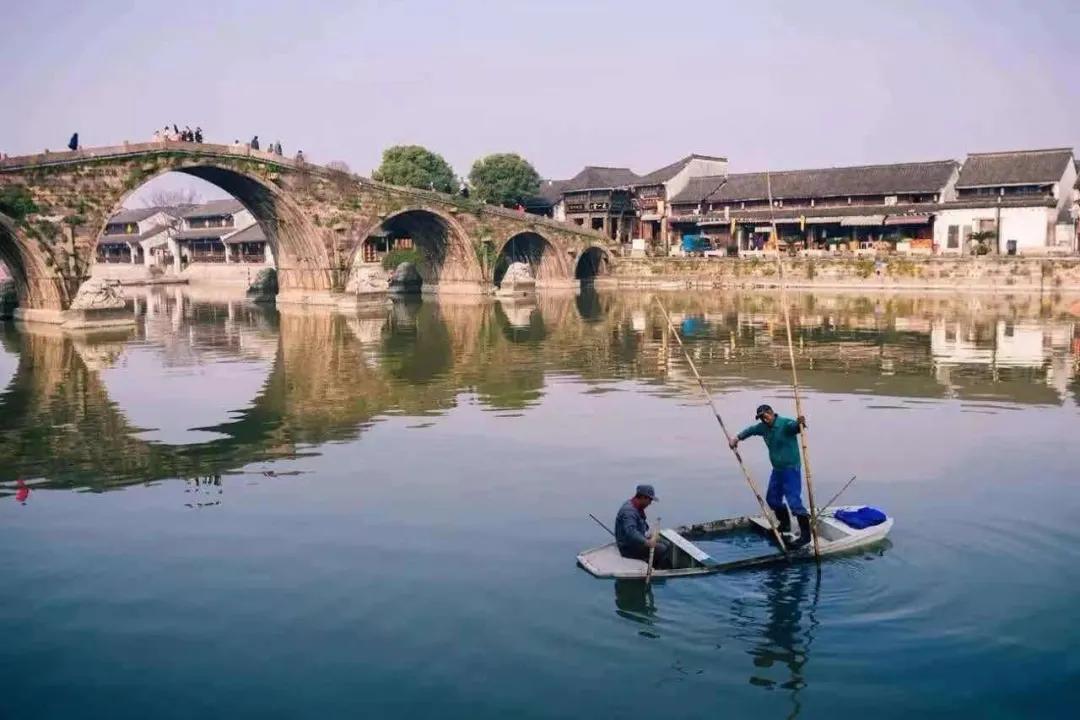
[0,142,613,319]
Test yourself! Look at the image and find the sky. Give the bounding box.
[2,0,1079,188]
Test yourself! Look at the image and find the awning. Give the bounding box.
[806,216,845,224]
[639,213,662,221]
[840,215,885,227]
[884,214,931,226]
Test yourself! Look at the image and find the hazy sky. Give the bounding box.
[3,0,1079,183]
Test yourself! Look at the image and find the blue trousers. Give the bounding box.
[767,466,808,517]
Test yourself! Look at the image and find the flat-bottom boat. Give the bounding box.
[576,505,893,580]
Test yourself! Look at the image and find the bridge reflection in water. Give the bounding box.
[0,289,1077,494]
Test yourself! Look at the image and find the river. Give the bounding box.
[1,287,1078,719]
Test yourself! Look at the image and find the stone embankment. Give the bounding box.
[606,256,1080,293]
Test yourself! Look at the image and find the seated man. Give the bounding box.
[615,484,672,569]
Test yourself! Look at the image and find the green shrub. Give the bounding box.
[381,248,422,271]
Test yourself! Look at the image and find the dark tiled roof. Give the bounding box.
[670,196,1058,225]
[175,227,232,240]
[669,175,729,205]
[107,206,170,224]
[956,148,1074,188]
[100,223,171,242]
[634,154,727,187]
[179,198,244,219]
[223,223,266,244]
[561,166,641,192]
[670,161,958,205]
[529,179,570,207]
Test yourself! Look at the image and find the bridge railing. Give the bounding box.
[0,141,296,171]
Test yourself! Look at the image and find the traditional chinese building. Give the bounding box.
[934,148,1076,255]
[173,200,272,268]
[557,166,642,241]
[668,160,960,255]
[631,154,727,253]
[96,206,176,265]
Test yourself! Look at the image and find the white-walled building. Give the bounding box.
[96,207,177,266]
[173,199,273,270]
[95,200,274,281]
[934,148,1077,255]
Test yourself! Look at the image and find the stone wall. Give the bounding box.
[607,256,1080,292]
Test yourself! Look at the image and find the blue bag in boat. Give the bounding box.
[833,506,887,530]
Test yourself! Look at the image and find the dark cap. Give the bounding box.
[755,404,774,419]
[635,484,658,501]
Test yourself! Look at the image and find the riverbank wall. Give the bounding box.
[605,256,1080,292]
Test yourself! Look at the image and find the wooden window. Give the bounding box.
[947,225,959,249]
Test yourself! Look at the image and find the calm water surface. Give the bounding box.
[2,288,1079,719]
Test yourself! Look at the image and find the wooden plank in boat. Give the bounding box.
[661,529,719,568]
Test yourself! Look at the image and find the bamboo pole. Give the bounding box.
[653,297,789,556]
[766,172,821,561]
[646,517,660,585]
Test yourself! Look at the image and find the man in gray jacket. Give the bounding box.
[615,484,671,568]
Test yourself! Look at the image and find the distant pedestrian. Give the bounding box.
[274,141,283,155]
[153,128,162,142]
[460,183,470,198]
[194,127,203,143]
[232,139,242,150]
[295,150,305,163]
[250,136,260,150]
[68,133,79,151]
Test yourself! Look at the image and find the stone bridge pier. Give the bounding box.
[0,143,614,321]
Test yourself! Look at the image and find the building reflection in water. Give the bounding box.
[184,474,223,509]
[0,288,1077,495]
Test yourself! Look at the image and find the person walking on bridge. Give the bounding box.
[67,133,79,151]
[250,136,260,150]
[730,404,811,547]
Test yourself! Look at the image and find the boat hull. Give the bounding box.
[576,505,893,579]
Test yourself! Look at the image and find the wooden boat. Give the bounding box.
[576,505,893,580]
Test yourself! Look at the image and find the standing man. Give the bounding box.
[730,405,811,547]
[615,484,671,569]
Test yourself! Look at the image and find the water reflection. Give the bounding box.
[743,566,818,694]
[0,288,1077,493]
[613,579,657,629]
[184,474,222,509]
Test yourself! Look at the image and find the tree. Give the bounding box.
[969,229,997,255]
[142,187,202,209]
[372,145,455,193]
[0,185,39,221]
[468,154,541,208]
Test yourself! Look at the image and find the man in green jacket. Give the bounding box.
[729,404,811,547]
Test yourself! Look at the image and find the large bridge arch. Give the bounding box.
[100,162,332,295]
[0,213,66,310]
[350,206,482,289]
[493,230,571,287]
[575,245,614,282]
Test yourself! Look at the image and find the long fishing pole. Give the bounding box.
[821,475,858,513]
[766,172,821,561]
[653,297,789,556]
[588,513,615,537]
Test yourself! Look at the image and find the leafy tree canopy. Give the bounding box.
[468,154,541,208]
[372,145,456,193]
